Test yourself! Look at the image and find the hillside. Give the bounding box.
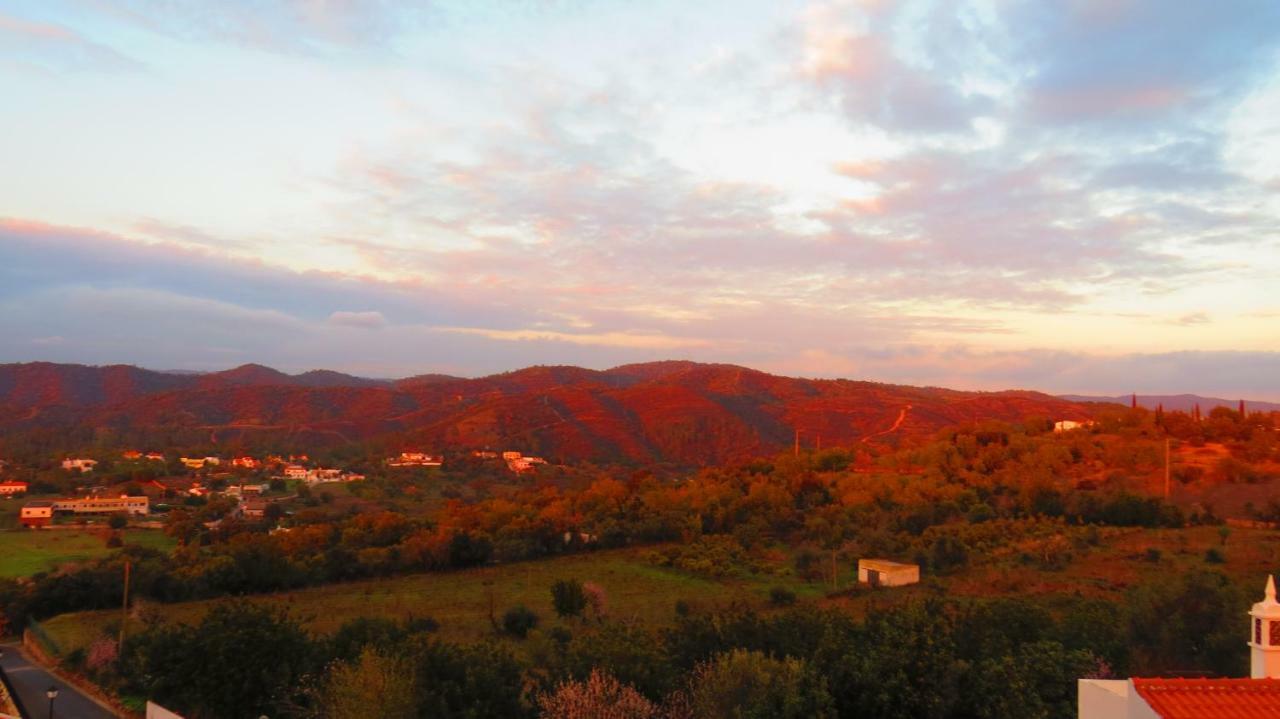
[0,361,1090,464]
[1059,393,1280,413]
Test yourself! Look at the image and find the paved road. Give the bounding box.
[0,643,117,719]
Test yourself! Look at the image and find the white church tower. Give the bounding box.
[1250,575,1280,678]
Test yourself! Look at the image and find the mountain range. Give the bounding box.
[0,361,1093,464]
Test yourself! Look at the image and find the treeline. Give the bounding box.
[75,567,1247,719]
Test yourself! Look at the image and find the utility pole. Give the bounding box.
[794,429,800,458]
[1164,438,1171,500]
[118,560,131,654]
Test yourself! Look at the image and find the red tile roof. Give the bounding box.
[1134,678,1280,718]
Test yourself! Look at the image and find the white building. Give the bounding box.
[1079,576,1280,718]
[857,559,920,587]
[1054,420,1092,433]
[62,458,98,472]
[283,465,308,480]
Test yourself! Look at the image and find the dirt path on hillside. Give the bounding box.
[861,405,911,443]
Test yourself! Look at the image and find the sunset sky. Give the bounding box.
[2,0,1279,398]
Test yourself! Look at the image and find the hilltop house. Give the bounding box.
[145,452,166,461]
[1079,576,1280,717]
[857,559,920,587]
[122,450,143,460]
[0,480,28,496]
[231,456,259,469]
[62,458,98,472]
[283,465,308,480]
[387,452,443,467]
[180,457,206,470]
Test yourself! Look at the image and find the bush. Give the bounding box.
[1204,548,1225,564]
[769,587,797,607]
[1144,548,1162,563]
[108,513,128,530]
[551,579,587,619]
[502,605,539,638]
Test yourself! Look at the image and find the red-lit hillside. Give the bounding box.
[0,361,1092,464]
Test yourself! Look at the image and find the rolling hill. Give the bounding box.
[1059,393,1280,413]
[0,361,1091,464]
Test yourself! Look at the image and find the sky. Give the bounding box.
[1,0,1279,398]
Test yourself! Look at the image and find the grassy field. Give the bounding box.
[42,545,823,653]
[39,525,1280,657]
[0,529,175,579]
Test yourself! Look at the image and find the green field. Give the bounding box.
[42,546,824,653]
[0,529,175,579]
[38,524,1280,658]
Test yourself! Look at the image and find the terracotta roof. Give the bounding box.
[1134,678,1280,718]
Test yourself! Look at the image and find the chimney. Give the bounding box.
[1250,575,1280,678]
[1131,393,1137,409]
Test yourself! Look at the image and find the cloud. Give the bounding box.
[0,10,141,73]
[327,310,388,328]
[83,0,423,56]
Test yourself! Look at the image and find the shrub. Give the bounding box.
[551,579,587,619]
[1204,548,1225,564]
[502,605,539,638]
[1144,548,1162,563]
[769,587,797,606]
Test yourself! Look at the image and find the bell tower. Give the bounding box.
[1250,575,1280,678]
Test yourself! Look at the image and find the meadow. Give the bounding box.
[0,528,175,579]
[38,523,1280,658]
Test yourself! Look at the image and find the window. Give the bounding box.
[1271,620,1280,647]
[1258,618,1264,644]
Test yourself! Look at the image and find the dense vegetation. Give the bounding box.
[2,404,1278,717]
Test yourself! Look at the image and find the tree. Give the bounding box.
[687,649,834,719]
[538,669,662,719]
[316,648,417,719]
[120,601,313,719]
[502,605,539,638]
[552,579,588,619]
[108,512,128,530]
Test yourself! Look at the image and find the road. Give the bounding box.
[0,643,118,719]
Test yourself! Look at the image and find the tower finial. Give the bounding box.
[1268,575,1276,602]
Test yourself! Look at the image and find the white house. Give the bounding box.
[1054,420,1092,433]
[0,481,28,496]
[62,458,98,472]
[283,465,308,480]
[1078,576,1280,718]
[857,559,920,587]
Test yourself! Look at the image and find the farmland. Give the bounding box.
[0,529,174,579]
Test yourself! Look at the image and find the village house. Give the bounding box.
[241,498,269,519]
[857,558,920,587]
[1079,576,1280,717]
[122,450,143,460]
[52,495,150,516]
[472,450,498,459]
[502,451,523,460]
[387,452,443,467]
[282,464,308,480]
[20,500,54,528]
[507,455,547,473]
[1054,420,1093,433]
[231,456,259,469]
[0,480,28,496]
[61,458,98,472]
[180,457,206,470]
[225,482,269,497]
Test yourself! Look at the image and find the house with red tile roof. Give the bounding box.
[1079,576,1280,718]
